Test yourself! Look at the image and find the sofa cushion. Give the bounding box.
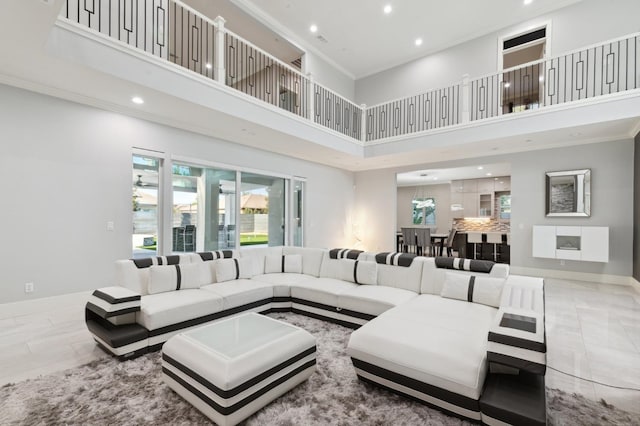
[137,289,224,331]
[200,279,273,310]
[339,259,377,285]
[290,278,358,307]
[251,273,317,297]
[215,258,253,282]
[338,285,417,317]
[347,294,497,400]
[265,254,303,274]
[441,272,505,308]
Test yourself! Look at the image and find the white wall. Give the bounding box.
[355,0,640,106]
[354,139,634,279]
[304,51,356,102]
[397,184,452,232]
[0,84,355,303]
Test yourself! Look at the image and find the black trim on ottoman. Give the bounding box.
[163,360,316,416]
[480,371,546,426]
[163,346,316,399]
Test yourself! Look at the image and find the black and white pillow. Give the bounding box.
[215,257,253,282]
[198,250,233,261]
[147,263,211,294]
[264,254,303,274]
[440,271,504,308]
[339,259,377,285]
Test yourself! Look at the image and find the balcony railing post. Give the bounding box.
[461,74,470,123]
[307,72,315,122]
[360,104,367,142]
[213,16,226,84]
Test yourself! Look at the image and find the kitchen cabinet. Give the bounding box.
[477,178,495,193]
[494,177,511,191]
[462,193,479,217]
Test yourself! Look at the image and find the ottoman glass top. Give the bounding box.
[183,313,299,359]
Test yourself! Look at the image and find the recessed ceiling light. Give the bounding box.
[433,177,438,180]
[383,4,392,14]
[477,166,484,170]
[486,172,493,176]
[205,63,212,69]
[524,0,533,5]
[309,24,318,33]
[131,96,144,105]
[504,82,511,88]
[415,38,423,47]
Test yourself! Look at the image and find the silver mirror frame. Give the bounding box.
[545,169,591,217]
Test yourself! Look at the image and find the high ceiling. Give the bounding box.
[233,0,583,78]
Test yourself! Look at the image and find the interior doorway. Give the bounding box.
[500,25,548,114]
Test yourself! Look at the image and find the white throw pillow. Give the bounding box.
[440,271,504,308]
[339,259,377,285]
[215,258,253,282]
[264,254,303,274]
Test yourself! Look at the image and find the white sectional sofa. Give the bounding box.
[85,247,546,425]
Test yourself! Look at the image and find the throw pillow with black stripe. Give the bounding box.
[338,259,377,285]
[440,271,505,308]
[147,263,211,294]
[215,257,254,282]
[264,254,303,274]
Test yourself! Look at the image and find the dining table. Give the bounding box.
[396,231,449,257]
[430,233,449,257]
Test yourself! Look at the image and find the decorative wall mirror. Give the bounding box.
[545,169,591,217]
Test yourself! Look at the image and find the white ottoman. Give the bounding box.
[162,313,316,426]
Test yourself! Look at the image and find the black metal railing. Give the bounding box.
[471,34,640,120]
[61,2,640,143]
[366,85,460,141]
[225,31,309,120]
[314,85,363,139]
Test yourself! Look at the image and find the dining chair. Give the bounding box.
[444,229,457,257]
[401,227,416,253]
[416,228,432,256]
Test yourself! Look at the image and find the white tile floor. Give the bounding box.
[1,279,639,415]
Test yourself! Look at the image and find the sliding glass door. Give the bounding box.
[240,172,285,247]
[132,154,161,258]
[172,162,237,252]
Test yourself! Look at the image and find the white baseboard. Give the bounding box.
[631,277,640,293]
[509,266,633,286]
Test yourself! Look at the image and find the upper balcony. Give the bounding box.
[49,0,640,168]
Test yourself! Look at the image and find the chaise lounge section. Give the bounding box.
[84,246,546,424]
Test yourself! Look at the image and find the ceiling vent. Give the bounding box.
[316,35,329,44]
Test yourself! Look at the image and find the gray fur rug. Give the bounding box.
[1,312,638,425]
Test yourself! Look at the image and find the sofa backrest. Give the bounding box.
[115,254,196,295]
[366,253,425,293]
[239,246,283,275]
[420,257,510,295]
[282,246,325,277]
[319,250,369,279]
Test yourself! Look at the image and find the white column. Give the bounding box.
[461,74,470,123]
[360,104,367,142]
[213,16,226,84]
[307,73,315,122]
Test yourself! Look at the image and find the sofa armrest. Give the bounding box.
[488,276,546,375]
[86,286,141,324]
